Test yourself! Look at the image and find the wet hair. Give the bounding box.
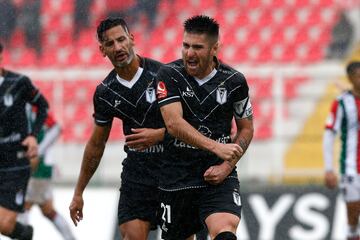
[0,42,3,53]
[183,15,219,42]
[346,61,360,76]
[96,17,130,42]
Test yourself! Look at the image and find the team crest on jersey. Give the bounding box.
[216,87,227,104]
[146,87,156,103]
[157,81,167,99]
[3,94,13,107]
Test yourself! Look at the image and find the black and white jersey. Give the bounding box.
[93,57,164,185]
[0,70,49,168]
[156,58,253,190]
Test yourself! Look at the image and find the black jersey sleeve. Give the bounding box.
[93,87,113,126]
[22,76,49,137]
[232,73,253,119]
[156,65,181,107]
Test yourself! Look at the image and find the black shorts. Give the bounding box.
[159,178,242,240]
[0,166,31,212]
[117,181,159,229]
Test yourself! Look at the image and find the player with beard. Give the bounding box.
[69,17,165,240]
[0,42,49,240]
[156,15,254,240]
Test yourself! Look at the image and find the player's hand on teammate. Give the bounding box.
[22,135,38,159]
[69,195,84,226]
[125,128,165,151]
[204,161,234,185]
[213,142,243,164]
[324,171,338,189]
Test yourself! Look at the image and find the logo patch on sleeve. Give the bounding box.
[157,81,168,99]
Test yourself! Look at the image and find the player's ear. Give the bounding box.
[212,41,219,56]
[99,44,106,57]
[129,33,135,47]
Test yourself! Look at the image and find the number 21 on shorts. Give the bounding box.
[161,203,171,223]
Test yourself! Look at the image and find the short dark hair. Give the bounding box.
[183,15,219,42]
[96,17,130,42]
[346,61,360,76]
[0,42,3,53]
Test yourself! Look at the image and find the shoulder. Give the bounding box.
[142,57,164,74]
[218,61,247,85]
[337,90,352,101]
[5,70,30,83]
[95,69,117,96]
[158,59,185,77]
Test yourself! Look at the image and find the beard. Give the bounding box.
[113,48,135,68]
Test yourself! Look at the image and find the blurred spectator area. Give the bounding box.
[1,0,352,143]
[1,0,346,67]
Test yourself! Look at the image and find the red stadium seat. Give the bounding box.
[42,0,73,13]
[220,0,242,9]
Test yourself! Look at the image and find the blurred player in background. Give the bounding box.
[69,17,165,239]
[0,42,48,240]
[156,15,254,240]
[18,107,76,240]
[323,61,360,240]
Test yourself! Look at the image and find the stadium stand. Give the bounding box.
[2,0,343,142]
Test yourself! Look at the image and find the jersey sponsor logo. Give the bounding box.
[173,134,230,149]
[217,135,231,144]
[233,190,242,206]
[173,138,197,149]
[216,87,227,104]
[3,94,13,107]
[114,99,121,108]
[182,86,195,98]
[128,144,164,153]
[146,87,156,103]
[157,81,167,99]
[198,125,212,137]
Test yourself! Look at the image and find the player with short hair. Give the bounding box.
[0,42,49,240]
[156,15,254,240]
[69,17,165,239]
[323,61,360,240]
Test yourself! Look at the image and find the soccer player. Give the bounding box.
[69,17,165,239]
[156,15,254,240]
[18,108,76,240]
[0,42,49,240]
[323,61,360,240]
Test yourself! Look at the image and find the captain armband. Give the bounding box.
[233,98,253,119]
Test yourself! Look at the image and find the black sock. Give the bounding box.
[214,231,237,240]
[8,222,33,240]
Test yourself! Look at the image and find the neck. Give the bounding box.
[115,55,140,81]
[0,68,4,77]
[200,61,216,79]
